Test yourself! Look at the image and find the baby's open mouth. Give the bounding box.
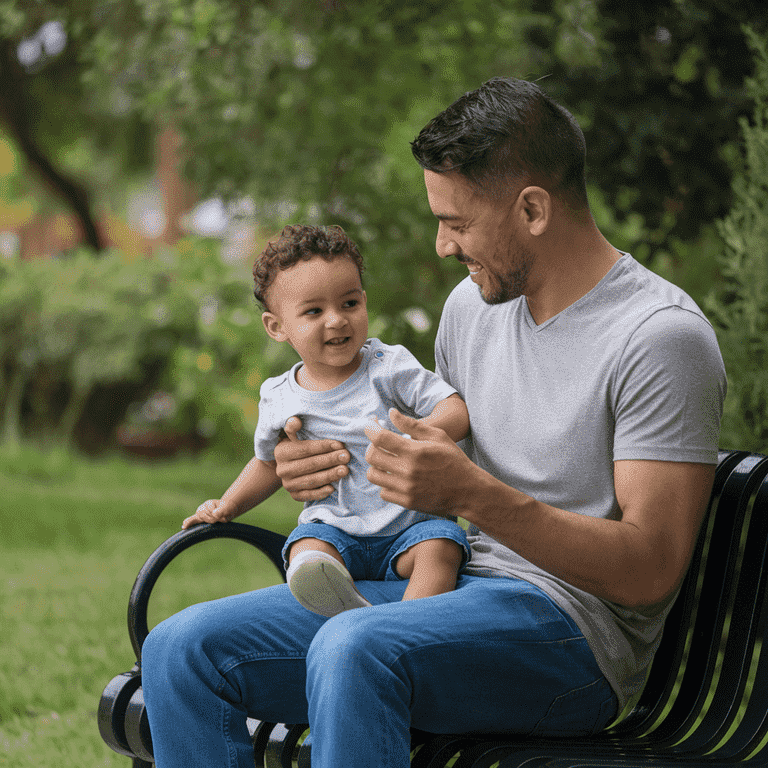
[326,337,350,345]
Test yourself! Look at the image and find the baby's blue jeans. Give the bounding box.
[281,519,472,576]
[142,574,618,768]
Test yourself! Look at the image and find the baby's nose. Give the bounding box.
[326,311,346,327]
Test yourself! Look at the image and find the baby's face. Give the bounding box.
[263,255,368,382]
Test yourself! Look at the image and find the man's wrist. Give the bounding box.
[451,460,495,521]
[456,466,530,536]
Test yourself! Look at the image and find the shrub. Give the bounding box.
[705,28,768,452]
[0,239,295,458]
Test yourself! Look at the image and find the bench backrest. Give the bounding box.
[606,450,768,761]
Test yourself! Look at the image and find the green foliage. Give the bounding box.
[3,1,767,456]
[0,241,295,457]
[58,0,761,362]
[6,1,764,366]
[0,0,154,178]
[705,28,768,452]
[528,0,768,269]
[75,0,550,365]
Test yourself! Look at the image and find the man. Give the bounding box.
[142,77,726,768]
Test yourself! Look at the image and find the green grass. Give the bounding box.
[0,445,298,768]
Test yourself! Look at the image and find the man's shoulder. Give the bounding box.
[444,275,481,310]
[614,255,706,319]
[587,254,712,342]
[440,276,526,325]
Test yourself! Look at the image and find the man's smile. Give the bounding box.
[456,254,482,274]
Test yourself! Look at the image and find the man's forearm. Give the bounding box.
[457,476,647,606]
[365,412,647,601]
[455,460,713,611]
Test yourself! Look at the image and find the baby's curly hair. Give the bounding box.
[253,224,365,311]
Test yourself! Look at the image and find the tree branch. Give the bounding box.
[0,37,104,253]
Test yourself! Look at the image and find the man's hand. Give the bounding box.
[364,408,477,515]
[182,499,239,529]
[274,416,351,502]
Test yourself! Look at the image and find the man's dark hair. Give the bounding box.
[253,224,364,311]
[411,77,588,207]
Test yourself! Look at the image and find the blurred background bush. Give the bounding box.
[0,239,298,458]
[0,0,767,458]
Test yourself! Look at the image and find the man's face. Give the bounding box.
[424,169,534,305]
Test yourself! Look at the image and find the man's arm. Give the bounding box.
[365,409,714,610]
[461,458,713,609]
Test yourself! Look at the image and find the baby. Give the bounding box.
[183,224,471,617]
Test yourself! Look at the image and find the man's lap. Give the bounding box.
[144,574,616,735]
[311,575,616,734]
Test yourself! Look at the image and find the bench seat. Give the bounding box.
[99,449,768,766]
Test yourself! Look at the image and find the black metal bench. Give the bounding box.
[99,449,768,766]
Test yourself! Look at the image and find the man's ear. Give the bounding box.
[262,311,286,341]
[517,186,551,237]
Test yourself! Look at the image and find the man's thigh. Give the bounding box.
[315,575,617,736]
[202,580,409,722]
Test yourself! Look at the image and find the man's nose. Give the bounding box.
[436,223,460,259]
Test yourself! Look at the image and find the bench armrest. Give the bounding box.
[127,522,288,661]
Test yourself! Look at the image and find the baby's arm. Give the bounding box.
[182,456,283,529]
[418,393,470,443]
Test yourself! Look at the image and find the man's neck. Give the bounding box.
[526,224,620,326]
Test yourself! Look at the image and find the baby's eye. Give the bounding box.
[305,307,321,316]
[344,300,359,308]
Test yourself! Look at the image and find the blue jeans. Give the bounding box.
[281,519,472,577]
[142,575,618,768]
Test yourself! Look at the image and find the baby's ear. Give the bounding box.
[262,312,286,341]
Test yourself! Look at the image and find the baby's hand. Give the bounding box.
[182,499,238,529]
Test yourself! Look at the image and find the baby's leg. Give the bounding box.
[288,536,345,566]
[286,537,372,616]
[394,538,464,601]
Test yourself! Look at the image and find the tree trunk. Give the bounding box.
[57,382,91,451]
[0,37,104,253]
[1,365,27,447]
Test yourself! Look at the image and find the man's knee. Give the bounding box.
[142,606,221,683]
[306,609,391,677]
[142,613,190,675]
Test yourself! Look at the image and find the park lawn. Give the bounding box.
[0,446,297,768]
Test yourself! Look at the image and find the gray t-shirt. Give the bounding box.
[254,338,458,536]
[435,253,726,708]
